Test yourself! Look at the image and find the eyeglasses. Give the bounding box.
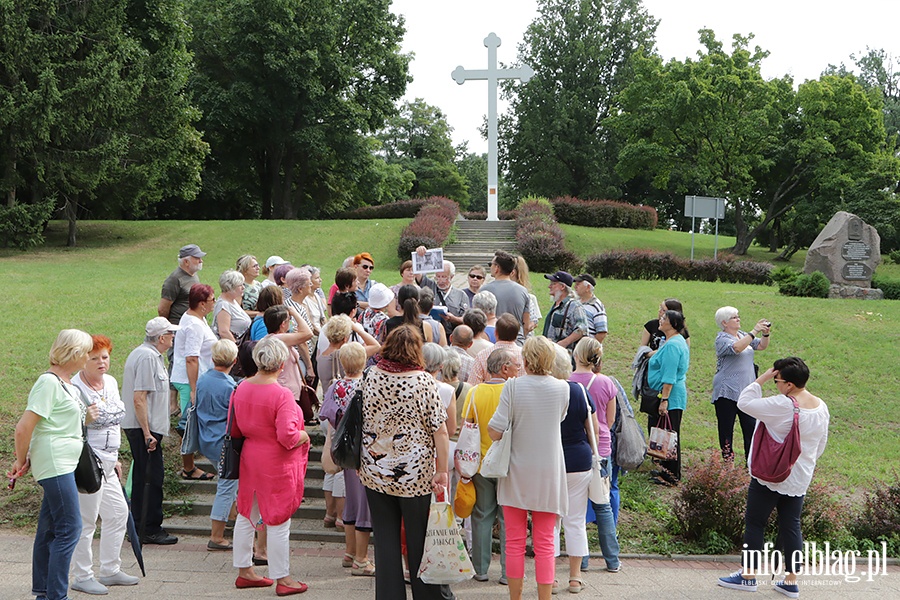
[468,274,484,280]
[360,264,374,271]
[774,379,787,384]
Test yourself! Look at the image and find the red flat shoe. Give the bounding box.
[235,576,274,588]
[276,582,308,596]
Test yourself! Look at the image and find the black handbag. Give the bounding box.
[218,391,243,479]
[331,386,363,470]
[74,430,104,494]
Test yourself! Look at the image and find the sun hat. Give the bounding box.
[367,283,395,310]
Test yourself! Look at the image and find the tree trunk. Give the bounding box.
[731,197,751,255]
[64,196,77,247]
[258,150,272,219]
[280,148,296,220]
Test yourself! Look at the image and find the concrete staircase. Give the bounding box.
[162,435,345,543]
[445,219,517,273]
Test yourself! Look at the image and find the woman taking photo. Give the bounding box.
[718,358,829,598]
[712,306,772,463]
[71,335,140,594]
[488,336,569,600]
[231,336,311,596]
[10,329,97,600]
[359,325,452,600]
[647,310,690,485]
[213,269,252,343]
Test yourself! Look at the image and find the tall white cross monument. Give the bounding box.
[452,32,534,221]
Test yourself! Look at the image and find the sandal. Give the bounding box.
[323,515,337,528]
[568,578,584,594]
[335,518,345,532]
[341,553,354,568]
[182,468,215,481]
[551,579,559,595]
[351,558,376,577]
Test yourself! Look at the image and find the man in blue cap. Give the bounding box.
[542,270,589,351]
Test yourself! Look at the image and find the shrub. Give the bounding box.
[872,276,900,300]
[674,452,750,548]
[769,265,800,286]
[583,250,773,286]
[889,250,900,264]
[849,474,900,544]
[397,197,459,258]
[779,271,830,298]
[515,198,571,272]
[461,211,517,221]
[551,196,658,230]
[342,199,425,220]
[800,479,849,543]
[0,200,55,250]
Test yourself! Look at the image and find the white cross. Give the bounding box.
[452,32,534,221]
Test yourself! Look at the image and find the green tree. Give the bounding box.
[457,149,488,212]
[188,0,409,219]
[498,0,657,200]
[376,98,468,205]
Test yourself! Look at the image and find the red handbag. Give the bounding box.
[750,396,801,483]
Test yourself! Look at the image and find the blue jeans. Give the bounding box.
[33,472,82,600]
[211,477,239,522]
[583,458,620,570]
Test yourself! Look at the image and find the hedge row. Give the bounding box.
[397,197,459,259]
[515,199,582,273]
[341,199,425,220]
[551,196,658,230]
[460,210,517,221]
[873,276,900,300]
[584,250,773,285]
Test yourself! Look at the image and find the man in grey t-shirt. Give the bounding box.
[480,251,530,345]
[158,244,205,326]
[121,317,180,545]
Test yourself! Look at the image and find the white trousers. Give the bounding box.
[554,470,591,557]
[233,496,292,580]
[71,459,129,581]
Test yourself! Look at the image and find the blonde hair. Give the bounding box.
[512,256,532,291]
[252,336,288,373]
[219,269,245,293]
[49,329,93,366]
[212,339,239,367]
[338,341,366,376]
[521,336,556,376]
[551,344,572,380]
[573,336,602,369]
[323,314,353,345]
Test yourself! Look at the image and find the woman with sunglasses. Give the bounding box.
[462,265,486,306]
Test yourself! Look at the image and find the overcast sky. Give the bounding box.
[389,0,899,154]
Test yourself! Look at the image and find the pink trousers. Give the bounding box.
[503,506,557,584]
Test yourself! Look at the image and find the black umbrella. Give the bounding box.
[121,482,146,576]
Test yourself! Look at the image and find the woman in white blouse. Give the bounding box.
[718,357,829,598]
[488,336,569,600]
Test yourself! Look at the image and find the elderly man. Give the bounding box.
[480,251,530,345]
[543,270,589,351]
[430,260,469,331]
[449,325,476,383]
[573,273,608,344]
[122,317,180,545]
[468,314,525,385]
[463,347,518,585]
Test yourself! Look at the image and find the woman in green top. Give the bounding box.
[9,329,98,600]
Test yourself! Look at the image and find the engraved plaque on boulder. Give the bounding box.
[804,211,881,287]
[841,262,872,281]
[841,241,872,261]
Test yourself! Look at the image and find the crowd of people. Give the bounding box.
[8,243,829,600]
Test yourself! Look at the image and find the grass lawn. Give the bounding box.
[1,219,897,543]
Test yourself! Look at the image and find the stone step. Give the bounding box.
[180,477,327,499]
[162,515,345,543]
[164,497,327,520]
[456,221,517,229]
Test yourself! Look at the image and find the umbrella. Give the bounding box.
[121,483,146,576]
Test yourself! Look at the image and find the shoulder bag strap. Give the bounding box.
[225,389,237,436]
[577,382,599,458]
[586,374,597,391]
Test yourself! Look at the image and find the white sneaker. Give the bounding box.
[71,578,109,595]
[97,571,139,586]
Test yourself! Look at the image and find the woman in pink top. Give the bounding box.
[231,336,311,596]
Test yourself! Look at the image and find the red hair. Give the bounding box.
[353,252,374,266]
[189,283,215,309]
[91,334,113,353]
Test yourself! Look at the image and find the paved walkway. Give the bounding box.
[1,533,897,599]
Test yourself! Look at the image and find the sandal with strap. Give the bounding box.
[351,558,376,577]
[182,468,215,481]
[568,578,585,593]
[341,553,354,568]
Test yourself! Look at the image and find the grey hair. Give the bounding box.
[252,336,289,373]
[144,334,161,344]
[473,290,497,314]
[443,260,456,276]
[550,344,573,380]
[285,267,311,292]
[219,269,245,293]
[423,342,446,374]
[441,347,461,381]
[486,347,513,376]
[715,306,739,330]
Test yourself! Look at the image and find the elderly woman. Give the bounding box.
[213,269,252,343]
[489,336,569,600]
[718,358,829,598]
[11,329,98,600]
[283,267,316,380]
[317,314,380,392]
[473,291,498,343]
[172,283,218,481]
[231,336,311,595]
[712,306,772,463]
[274,263,295,300]
[301,265,328,336]
[511,256,541,335]
[71,335,139,594]
[196,339,239,551]
[647,310,690,485]
[462,264,486,306]
[442,350,470,442]
[359,325,452,600]
[569,337,620,574]
[424,343,458,437]
[236,254,262,316]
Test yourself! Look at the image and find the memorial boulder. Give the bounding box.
[804,211,883,299]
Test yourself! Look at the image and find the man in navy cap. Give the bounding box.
[573,273,608,344]
[542,270,589,351]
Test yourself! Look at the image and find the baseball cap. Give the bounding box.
[367,283,395,310]
[543,270,574,287]
[179,244,206,259]
[146,316,180,337]
[265,255,290,269]
[573,273,596,287]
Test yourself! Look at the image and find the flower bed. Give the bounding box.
[397,197,460,259]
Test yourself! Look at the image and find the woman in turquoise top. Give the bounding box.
[10,329,98,600]
[647,310,690,485]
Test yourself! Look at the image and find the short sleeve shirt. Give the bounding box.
[160,267,199,325]
[543,297,590,349]
[579,296,608,336]
[121,342,171,435]
[480,279,531,344]
[26,374,84,481]
[171,314,217,385]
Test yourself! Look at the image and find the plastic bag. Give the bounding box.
[454,402,480,480]
[418,489,475,584]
